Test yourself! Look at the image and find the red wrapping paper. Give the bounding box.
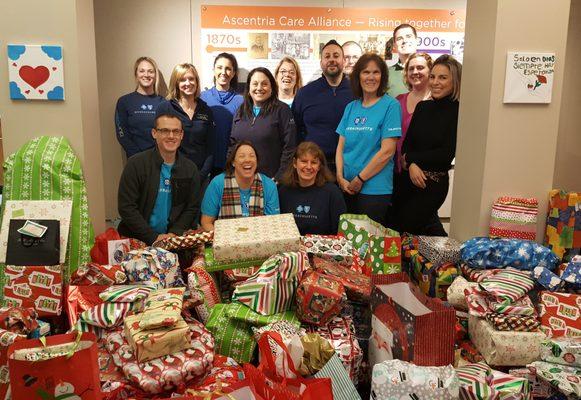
[66,285,108,327]
[296,270,346,326]
[312,256,372,302]
[3,265,63,316]
[71,263,127,285]
[538,291,581,337]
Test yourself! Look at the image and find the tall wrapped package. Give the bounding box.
[489,196,538,241]
[545,190,581,262]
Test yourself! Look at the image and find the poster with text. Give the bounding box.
[199,5,466,90]
[503,51,555,103]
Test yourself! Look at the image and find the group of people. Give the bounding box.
[115,23,462,245]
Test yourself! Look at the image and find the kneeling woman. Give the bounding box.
[201,141,280,231]
[278,142,346,235]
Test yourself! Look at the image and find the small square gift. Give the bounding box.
[418,235,462,267]
[213,214,301,263]
[312,256,371,302]
[137,288,185,329]
[295,270,346,326]
[3,265,63,316]
[122,247,183,288]
[301,235,354,264]
[538,291,581,337]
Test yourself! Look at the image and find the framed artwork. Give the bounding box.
[7,44,65,101]
[503,51,555,104]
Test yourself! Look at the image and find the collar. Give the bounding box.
[152,146,180,168]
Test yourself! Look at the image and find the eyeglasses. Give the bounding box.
[155,128,183,137]
[279,69,296,76]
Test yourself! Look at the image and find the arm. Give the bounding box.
[115,97,141,157]
[291,92,306,142]
[200,176,222,231]
[117,160,158,244]
[199,108,215,179]
[168,166,201,234]
[264,177,281,215]
[336,136,355,195]
[275,106,297,181]
[200,215,216,232]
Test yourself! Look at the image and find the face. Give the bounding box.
[294,152,321,186]
[214,57,235,89]
[277,61,297,93]
[406,56,430,89]
[249,72,272,106]
[394,27,417,57]
[429,64,454,99]
[178,70,197,97]
[343,44,362,75]
[360,60,382,96]
[232,145,257,179]
[152,116,183,154]
[320,44,345,79]
[136,61,155,90]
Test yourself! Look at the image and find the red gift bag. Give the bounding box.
[370,273,455,366]
[8,331,102,400]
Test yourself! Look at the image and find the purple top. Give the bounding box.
[395,92,413,173]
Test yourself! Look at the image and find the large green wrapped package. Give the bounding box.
[1,136,94,280]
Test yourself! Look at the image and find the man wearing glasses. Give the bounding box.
[388,24,418,97]
[118,112,201,244]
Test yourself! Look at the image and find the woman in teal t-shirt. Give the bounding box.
[336,53,402,226]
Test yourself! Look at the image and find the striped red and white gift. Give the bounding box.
[489,197,538,241]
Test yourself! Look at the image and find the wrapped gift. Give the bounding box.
[528,361,581,397]
[80,303,133,329]
[447,276,478,311]
[66,285,107,327]
[457,362,532,400]
[458,339,486,364]
[123,313,193,363]
[371,359,459,399]
[489,196,539,241]
[3,265,63,316]
[295,270,346,326]
[152,229,213,251]
[509,367,555,399]
[138,288,184,329]
[533,266,565,291]
[561,257,581,290]
[187,267,220,307]
[544,190,581,262]
[304,315,362,384]
[232,252,308,316]
[538,292,581,337]
[467,289,537,318]
[461,237,560,271]
[479,268,535,303]
[106,320,214,395]
[469,316,546,366]
[99,284,156,303]
[418,235,462,267]
[408,250,459,299]
[204,246,267,273]
[122,247,183,288]
[301,235,353,264]
[312,256,371,302]
[0,307,39,335]
[540,337,581,367]
[0,329,26,400]
[461,264,501,282]
[341,300,372,338]
[485,313,541,332]
[70,262,127,285]
[213,214,300,263]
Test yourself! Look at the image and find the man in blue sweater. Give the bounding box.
[292,40,354,172]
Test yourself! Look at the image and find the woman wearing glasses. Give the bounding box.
[275,56,303,107]
[157,63,215,183]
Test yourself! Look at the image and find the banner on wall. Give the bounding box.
[199,5,466,89]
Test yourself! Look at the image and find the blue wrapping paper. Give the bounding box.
[533,267,565,291]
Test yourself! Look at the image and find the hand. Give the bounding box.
[347,176,363,194]
[409,163,427,189]
[337,176,356,195]
[155,233,176,243]
[401,154,408,171]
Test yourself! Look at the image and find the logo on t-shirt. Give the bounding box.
[138,104,155,114]
[296,205,311,213]
[354,116,367,125]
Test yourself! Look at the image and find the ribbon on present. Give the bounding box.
[153,229,214,251]
[478,268,535,304]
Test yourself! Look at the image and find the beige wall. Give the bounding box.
[0,0,106,233]
[450,0,571,241]
[96,0,466,219]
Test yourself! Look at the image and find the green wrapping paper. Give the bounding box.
[540,337,581,367]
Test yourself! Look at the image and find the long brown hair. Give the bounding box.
[432,54,462,101]
[225,141,260,175]
[239,67,279,120]
[280,142,334,188]
[133,56,161,95]
[350,53,389,99]
[167,63,201,100]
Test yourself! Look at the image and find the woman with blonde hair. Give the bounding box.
[157,63,215,181]
[278,141,345,235]
[115,56,165,158]
[275,56,303,106]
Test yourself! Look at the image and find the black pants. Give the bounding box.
[393,171,449,236]
[344,192,392,227]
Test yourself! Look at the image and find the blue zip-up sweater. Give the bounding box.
[291,76,354,157]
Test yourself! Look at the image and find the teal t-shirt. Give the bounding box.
[336,95,402,195]
[149,163,173,234]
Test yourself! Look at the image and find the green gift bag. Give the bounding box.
[338,214,401,275]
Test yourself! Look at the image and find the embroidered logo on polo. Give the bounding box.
[296,205,311,213]
[140,104,154,110]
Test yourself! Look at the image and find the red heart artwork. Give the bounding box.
[19,65,50,89]
[25,90,30,94]
[38,90,44,94]
[52,67,57,71]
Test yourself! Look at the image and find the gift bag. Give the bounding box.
[338,214,401,274]
[489,196,538,241]
[8,331,102,400]
[5,219,60,266]
[370,273,455,366]
[544,189,581,262]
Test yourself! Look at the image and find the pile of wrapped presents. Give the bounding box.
[0,189,579,400]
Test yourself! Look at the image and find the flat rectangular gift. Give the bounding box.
[538,291,581,337]
[469,315,546,366]
[485,312,541,332]
[137,288,185,329]
[460,264,501,282]
[540,337,581,367]
[418,235,462,267]
[312,256,371,302]
[301,235,354,263]
[479,268,535,303]
[489,196,538,241]
[213,214,300,263]
[3,265,63,316]
[123,313,193,363]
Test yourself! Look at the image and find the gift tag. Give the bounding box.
[17,220,48,238]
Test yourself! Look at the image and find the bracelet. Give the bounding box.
[357,173,366,183]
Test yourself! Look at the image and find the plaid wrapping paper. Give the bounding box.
[461,264,502,282]
[479,268,535,304]
[295,270,346,326]
[408,249,460,299]
[418,235,462,267]
[213,214,301,263]
[538,292,581,338]
[231,251,308,316]
[152,230,213,251]
[301,235,354,263]
[540,337,581,367]
[371,359,460,399]
[122,247,184,289]
[527,361,581,397]
[544,190,581,262]
[460,237,560,271]
[447,276,478,311]
[485,313,541,332]
[137,288,185,329]
[70,262,127,285]
[99,284,156,303]
[3,265,63,316]
[489,196,538,241]
[312,256,371,302]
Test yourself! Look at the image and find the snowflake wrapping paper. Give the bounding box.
[7,44,65,100]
